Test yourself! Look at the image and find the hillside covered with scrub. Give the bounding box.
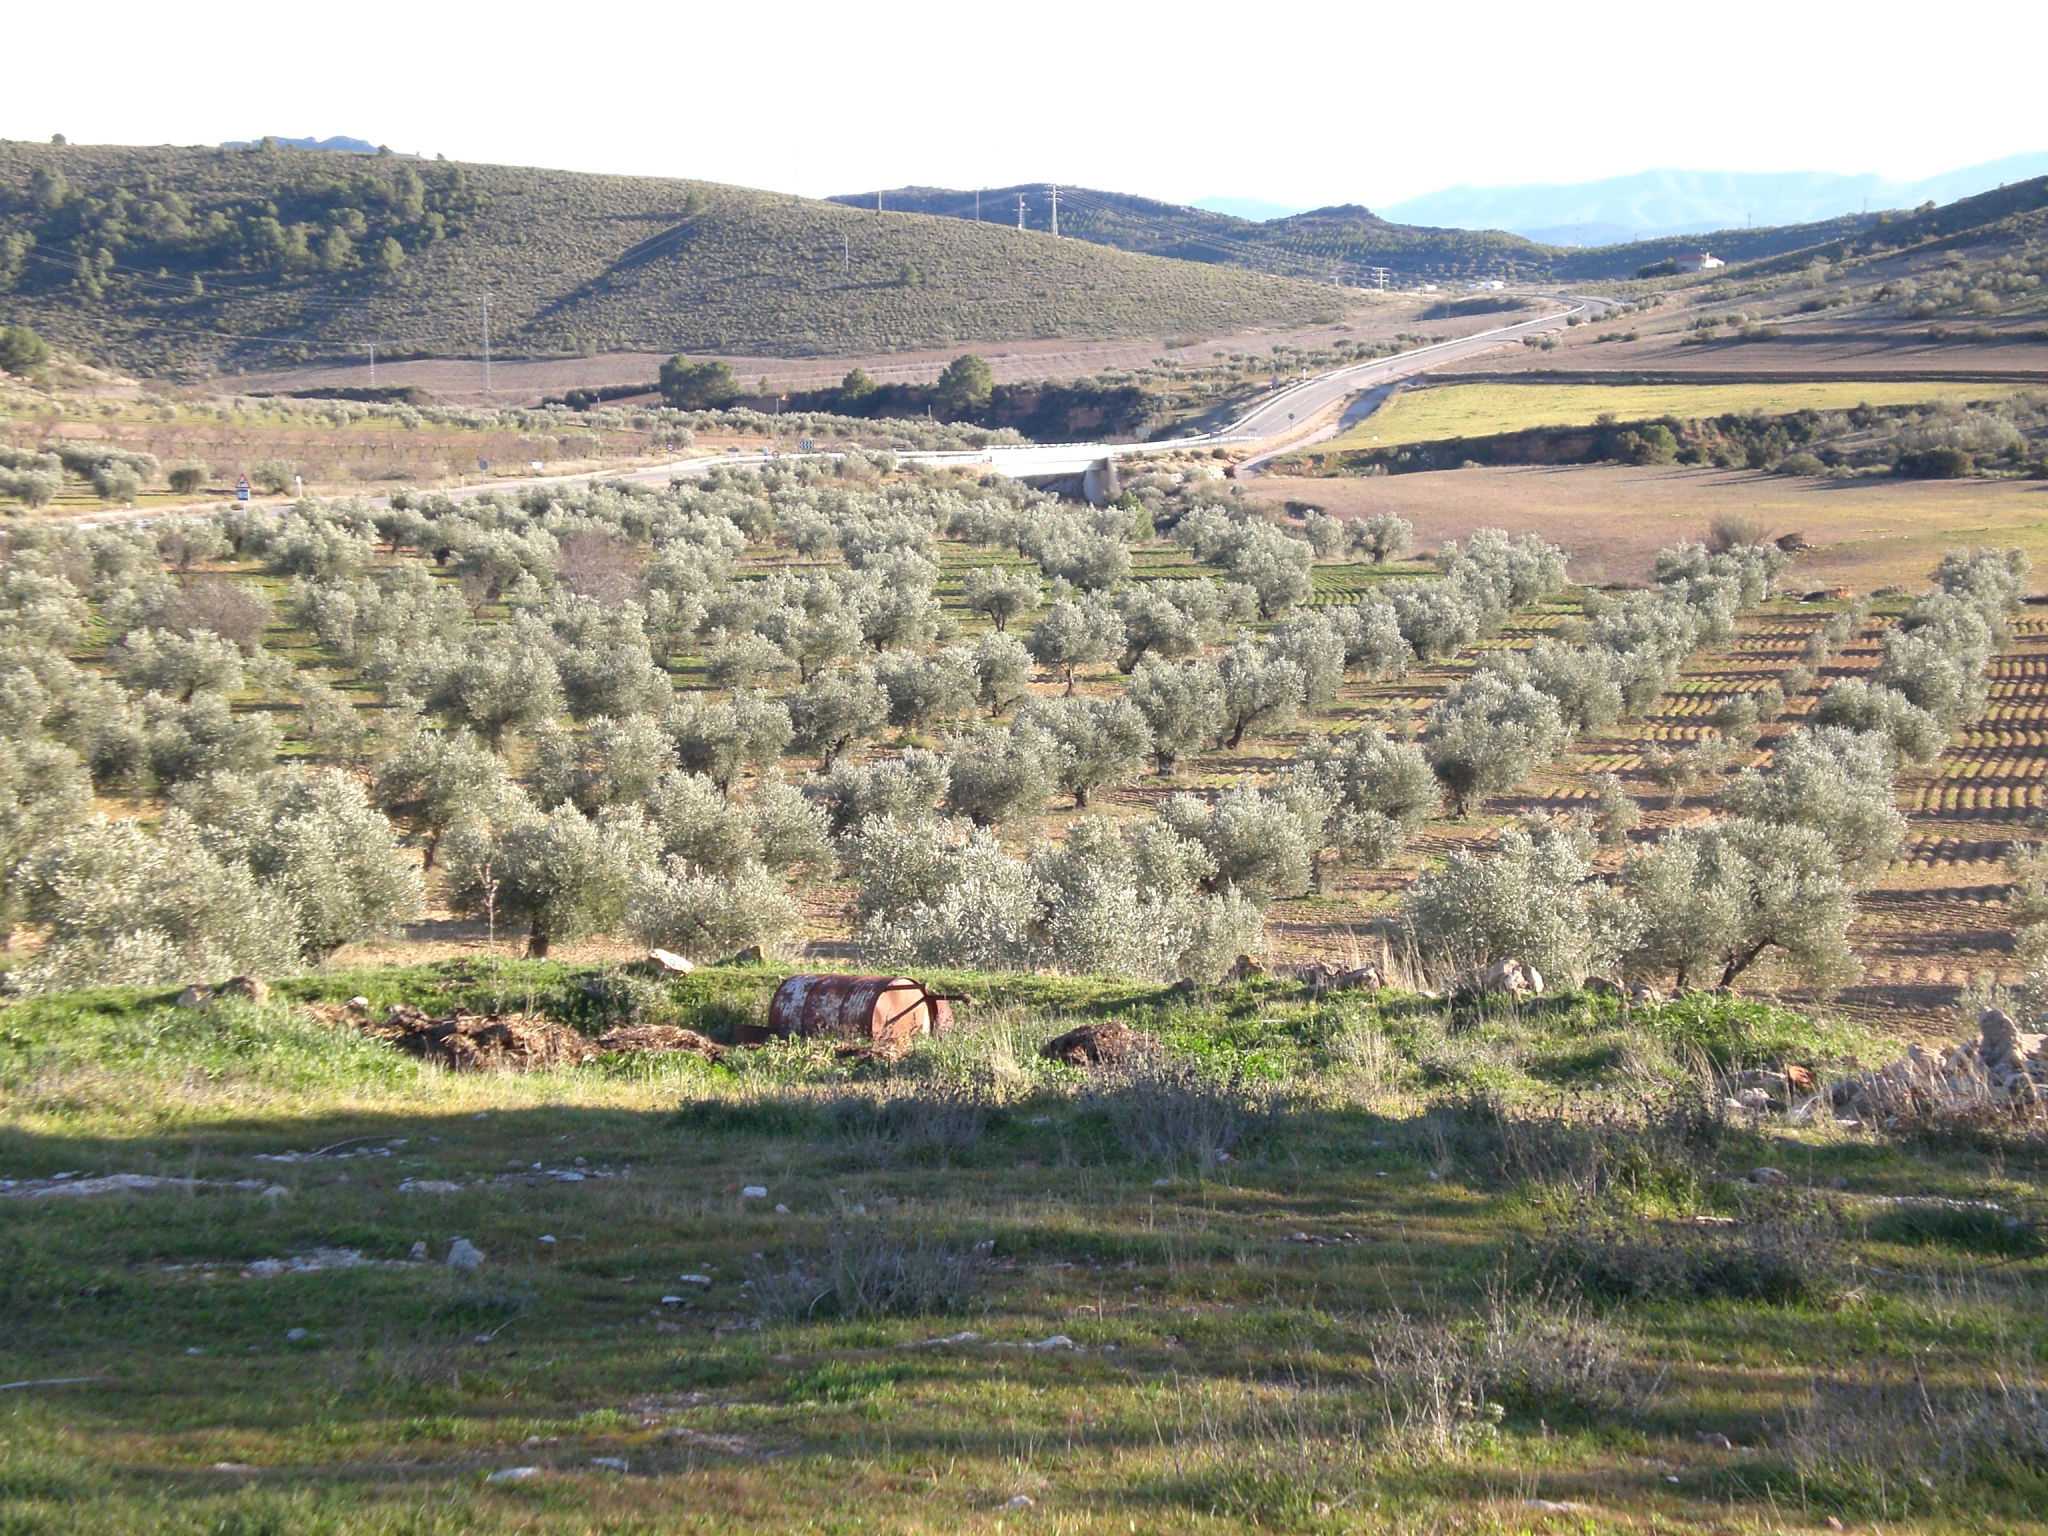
[0,141,1342,377]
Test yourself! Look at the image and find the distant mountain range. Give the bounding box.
[1379,154,2048,244]
[220,135,392,155]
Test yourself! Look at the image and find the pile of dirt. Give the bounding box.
[1041,1021,1160,1068]
[372,1006,597,1071]
[350,1004,735,1072]
[1830,1008,2048,1123]
[595,1024,727,1063]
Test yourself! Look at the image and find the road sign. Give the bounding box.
[235,474,250,504]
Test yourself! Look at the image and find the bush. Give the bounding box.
[1080,1057,1272,1168]
[743,1223,988,1321]
[1531,1190,1845,1304]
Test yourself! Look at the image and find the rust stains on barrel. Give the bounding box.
[763,975,955,1051]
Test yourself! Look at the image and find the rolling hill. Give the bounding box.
[0,142,1343,378]
[829,182,1913,286]
[831,184,1552,283]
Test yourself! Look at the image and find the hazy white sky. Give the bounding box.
[7,0,2043,207]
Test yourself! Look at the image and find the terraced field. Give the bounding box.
[1843,605,2048,1024]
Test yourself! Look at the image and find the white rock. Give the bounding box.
[1749,1167,1790,1187]
[773,1204,790,1215]
[486,1466,542,1482]
[538,1234,557,1244]
[740,1186,768,1199]
[590,1457,628,1472]
[678,1273,712,1287]
[1024,1335,1076,1350]
[446,1237,485,1271]
[408,1241,428,1261]
[284,1327,309,1341]
[1004,1495,1035,1510]
[660,1295,685,1306]
[648,948,695,973]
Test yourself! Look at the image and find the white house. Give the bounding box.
[1672,251,1726,273]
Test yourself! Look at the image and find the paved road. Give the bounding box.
[67,293,1611,525]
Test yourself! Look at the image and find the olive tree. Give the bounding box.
[1026,597,1127,695]
[962,566,1044,632]
[373,726,514,867]
[942,729,1058,827]
[1128,655,1226,774]
[1216,642,1305,749]
[1016,695,1151,808]
[1618,817,1858,990]
[1422,670,1572,816]
[443,802,654,957]
[789,664,890,770]
[15,815,301,994]
[628,858,801,960]
[664,690,793,793]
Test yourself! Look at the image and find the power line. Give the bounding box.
[1048,184,1060,238]
[478,294,491,392]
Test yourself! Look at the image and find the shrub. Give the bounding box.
[1080,1057,1272,1168]
[1532,1190,1845,1304]
[743,1224,988,1321]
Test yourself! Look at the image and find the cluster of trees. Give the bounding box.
[1423,540,1787,814]
[2,154,481,295]
[2,455,1463,990]
[1322,392,2048,481]
[1404,547,2029,992]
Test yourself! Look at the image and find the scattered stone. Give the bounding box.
[1627,983,1664,1006]
[1584,977,1621,997]
[595,1024,726,1063]
[486,1466,542,1482]
[1476,958,1544,997]
[590,1457,628,1472]
[1693,1432,1738,1451]
[1023,1335,1076,1351]
[409,1241,428,1261]
[741,1186,769,1199]
[446,1237,485,1271]
[175,984,214,1008]
[1005,1494,1036,1510]
[1826,1007,2048,1122]
[646,948,695,974]
[726,945,765,965]
[660,1295,686,1307]
[1297,961,1385,996]
[1526,1501,1577,1514]
[677,1273,712,1287]
[903,1330,982,1348]
[284,1328,309,1342]
[1750,1167,1790,1187]
[400,1179,464,1193]
[1222,954,1265,983]
[1039,1020,1161,1068]
[539,1234,557,1244]
[345,996,372,1013]
[217,976,269,1005]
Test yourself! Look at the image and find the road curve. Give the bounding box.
[63,294,1612,526]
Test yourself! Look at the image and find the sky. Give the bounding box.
[7,0,2046,209]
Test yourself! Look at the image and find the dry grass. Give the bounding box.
[1255,462,2048,590]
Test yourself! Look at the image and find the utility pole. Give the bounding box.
[368,339,376,387]
[479,295,491,393]
[1048,184,1060,238]
[843,233,850,279]
[875,190,882,214]
[1016,194,1027,231]
[974,187,981,222]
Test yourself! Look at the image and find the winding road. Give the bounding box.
[68,293,1611,525]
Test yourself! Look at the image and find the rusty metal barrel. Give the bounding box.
[755,975,963,1051]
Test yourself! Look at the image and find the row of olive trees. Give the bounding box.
[1422,540,1789,815]
[1403,547,2029,992]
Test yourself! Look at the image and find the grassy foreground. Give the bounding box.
[1320,379,2027,454]
[3,960,2045,1534]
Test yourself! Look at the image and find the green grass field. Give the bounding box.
[5,959,2046,1534]
[1323,380,2029,453]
